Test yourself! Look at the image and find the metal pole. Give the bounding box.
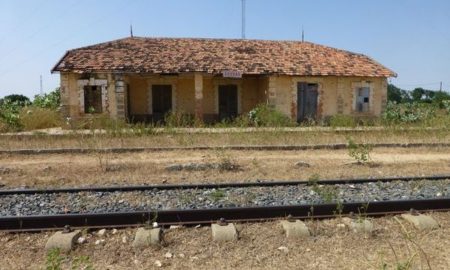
[40,75,43,95]
[242,0,246,39]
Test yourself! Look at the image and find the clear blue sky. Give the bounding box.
[1,0,449,98]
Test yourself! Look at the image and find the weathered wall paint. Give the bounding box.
[60,72,387,122]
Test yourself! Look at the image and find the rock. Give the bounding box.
[295,161,311,168]
[169,225,183,230]
[77,237,86,244]
[277,246,289,253]
[154,260,162,267]
[111,229,118,235]
[94,239,105,245]
[122,236,128,244]
[164,252,173,258]
[97,229,106,237]
[178,253,185,258]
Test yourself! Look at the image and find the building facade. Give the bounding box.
[52,37,396,123]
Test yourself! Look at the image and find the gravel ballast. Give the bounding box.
[1,179,449,217]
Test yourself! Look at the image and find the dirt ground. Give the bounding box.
[1,212,449,269]
[0,147,449,188]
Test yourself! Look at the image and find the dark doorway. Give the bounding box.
[297,82,318,122]
[152,85,172,122]
[84,86,102,113]
[219,84,238,121]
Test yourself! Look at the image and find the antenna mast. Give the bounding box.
[40,75,43,95]
[301,25,304,42]
[130,23,134,37]
[241,0,246,39]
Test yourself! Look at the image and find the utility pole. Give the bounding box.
[241,0,246,39]
[40,75,43,95]
[130,23,134,38]
[440,81,443,91]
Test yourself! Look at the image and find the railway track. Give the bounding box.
[1,175,449,232]
[1,142,449,155]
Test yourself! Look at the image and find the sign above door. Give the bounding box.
[222,70,243,78]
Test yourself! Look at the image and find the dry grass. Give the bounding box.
[0,147,449,188]
[18,107,62,131]
[1,212,449,269]
[1,128,450,151]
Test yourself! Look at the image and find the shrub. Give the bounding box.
[33,88,60,110]
[248,104,294,127]
[382,101,437,124]
[0,99,22,130]
[347,137,372,164]
[19,107,62,130]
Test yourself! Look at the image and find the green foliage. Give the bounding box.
[33,88,60,109]
[387,84,411,103]
[382,101,437,124]
[0,99,23,130]
[71,255,94,270]
[0,94,31,106]
[327,115,357,127]
[45,248,63,270]
[347,137,372,164]
[247,103,294,127]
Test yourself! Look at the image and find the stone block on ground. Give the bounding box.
[132,227,162,248]
[401,214,439,230]
[280,220,310,238]
[45,230,81,252]
[211,223,238,242]
[342,217,374,234]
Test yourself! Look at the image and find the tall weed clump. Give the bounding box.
[247,104,294,127]
[19,107,62,131]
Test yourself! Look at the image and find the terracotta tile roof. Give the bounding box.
[52,37,396,77]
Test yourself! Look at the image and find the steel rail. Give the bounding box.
[1,198,449,232]
[1,175,449,196]
[1,142,449,155]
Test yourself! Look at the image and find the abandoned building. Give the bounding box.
[51,37,396,123]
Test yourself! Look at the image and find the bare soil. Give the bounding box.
[0,147,449,188]
[1,212,449,269]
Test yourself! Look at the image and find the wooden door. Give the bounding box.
[218,84,238,121]
[297,82,318,122]
[152,85,172,121]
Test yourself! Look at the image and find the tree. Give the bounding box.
[33,88,60,109]
[0,94,31,107]
[387,84,411,103]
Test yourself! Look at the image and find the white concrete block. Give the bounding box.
[211,223,238,242]
[132,227,162,248]
[401,214,439,230]
[280,220,310,238]
[45,230,81,252]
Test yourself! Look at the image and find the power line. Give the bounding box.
[0,0,142,79]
